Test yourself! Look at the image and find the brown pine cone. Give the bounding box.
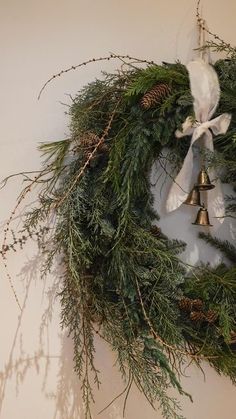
[205,309,218,324]
[80,132,100,148]
[140,83,171,109]
[192,299,204,311]
[179,297,193,312]
[190,311,206,322]
[150,225,162,238]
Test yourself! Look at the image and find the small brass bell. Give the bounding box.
[192,204,212,227]
[196,167,215,191]
[184,186,201,206]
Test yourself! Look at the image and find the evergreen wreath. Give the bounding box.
[2,25,236,419]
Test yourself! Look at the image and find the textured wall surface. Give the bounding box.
[0,1,236,418]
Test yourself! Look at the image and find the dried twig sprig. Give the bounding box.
[196,0,235,55]
[38,53,156,100]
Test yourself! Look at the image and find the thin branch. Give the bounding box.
[196,0,235,54]
[38,53,156,100]
[0,170,50,190]
[98,371,132,415]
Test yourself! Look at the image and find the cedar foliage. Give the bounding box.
[4,59,236,419]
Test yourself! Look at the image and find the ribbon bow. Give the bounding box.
[166,59,231,222]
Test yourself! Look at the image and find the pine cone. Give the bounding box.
[80,132,100,148]
[150,225,162,238]
[190,311,206,322]
[140,83,171,110]
[179,297,193,312]
[205,309,218,324]
[192,299,204,311]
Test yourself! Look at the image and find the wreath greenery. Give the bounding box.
[2,46,236,419]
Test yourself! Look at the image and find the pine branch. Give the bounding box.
[199,232,236,264]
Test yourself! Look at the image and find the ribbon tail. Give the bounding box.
[166,143,195,212]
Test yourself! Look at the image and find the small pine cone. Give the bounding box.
[80,132,100,148]
[150,225,161,238]
[190,311,206,322]
[192,299,204,311]
[179,297,193,312]
[205,309,218,324]
[140,83,171,110]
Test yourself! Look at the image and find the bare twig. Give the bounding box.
[38,53,156,100]
[196,0,235,54]
[98,371,132,415]
[0,170,50,190]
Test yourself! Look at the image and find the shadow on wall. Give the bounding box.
[0,254,83,419]
[0,251,157,419]
[51,335,82,419]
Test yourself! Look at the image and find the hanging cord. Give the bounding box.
[196,0,210,62]
[196,0,211,212]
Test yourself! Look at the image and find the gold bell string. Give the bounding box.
[196,0,210,63]
[165,5,231,226]
[184,166,215,227]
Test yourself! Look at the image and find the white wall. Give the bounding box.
[0,1,236,418]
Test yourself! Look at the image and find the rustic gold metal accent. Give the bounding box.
[192,205,212,226]
[196,167,215,190]
[184,186,201,206]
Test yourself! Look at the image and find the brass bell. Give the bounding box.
[192,204,212,227]
[184,186,201,206]
[196,167,215,191]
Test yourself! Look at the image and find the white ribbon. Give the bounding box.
[166,59,231,222]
